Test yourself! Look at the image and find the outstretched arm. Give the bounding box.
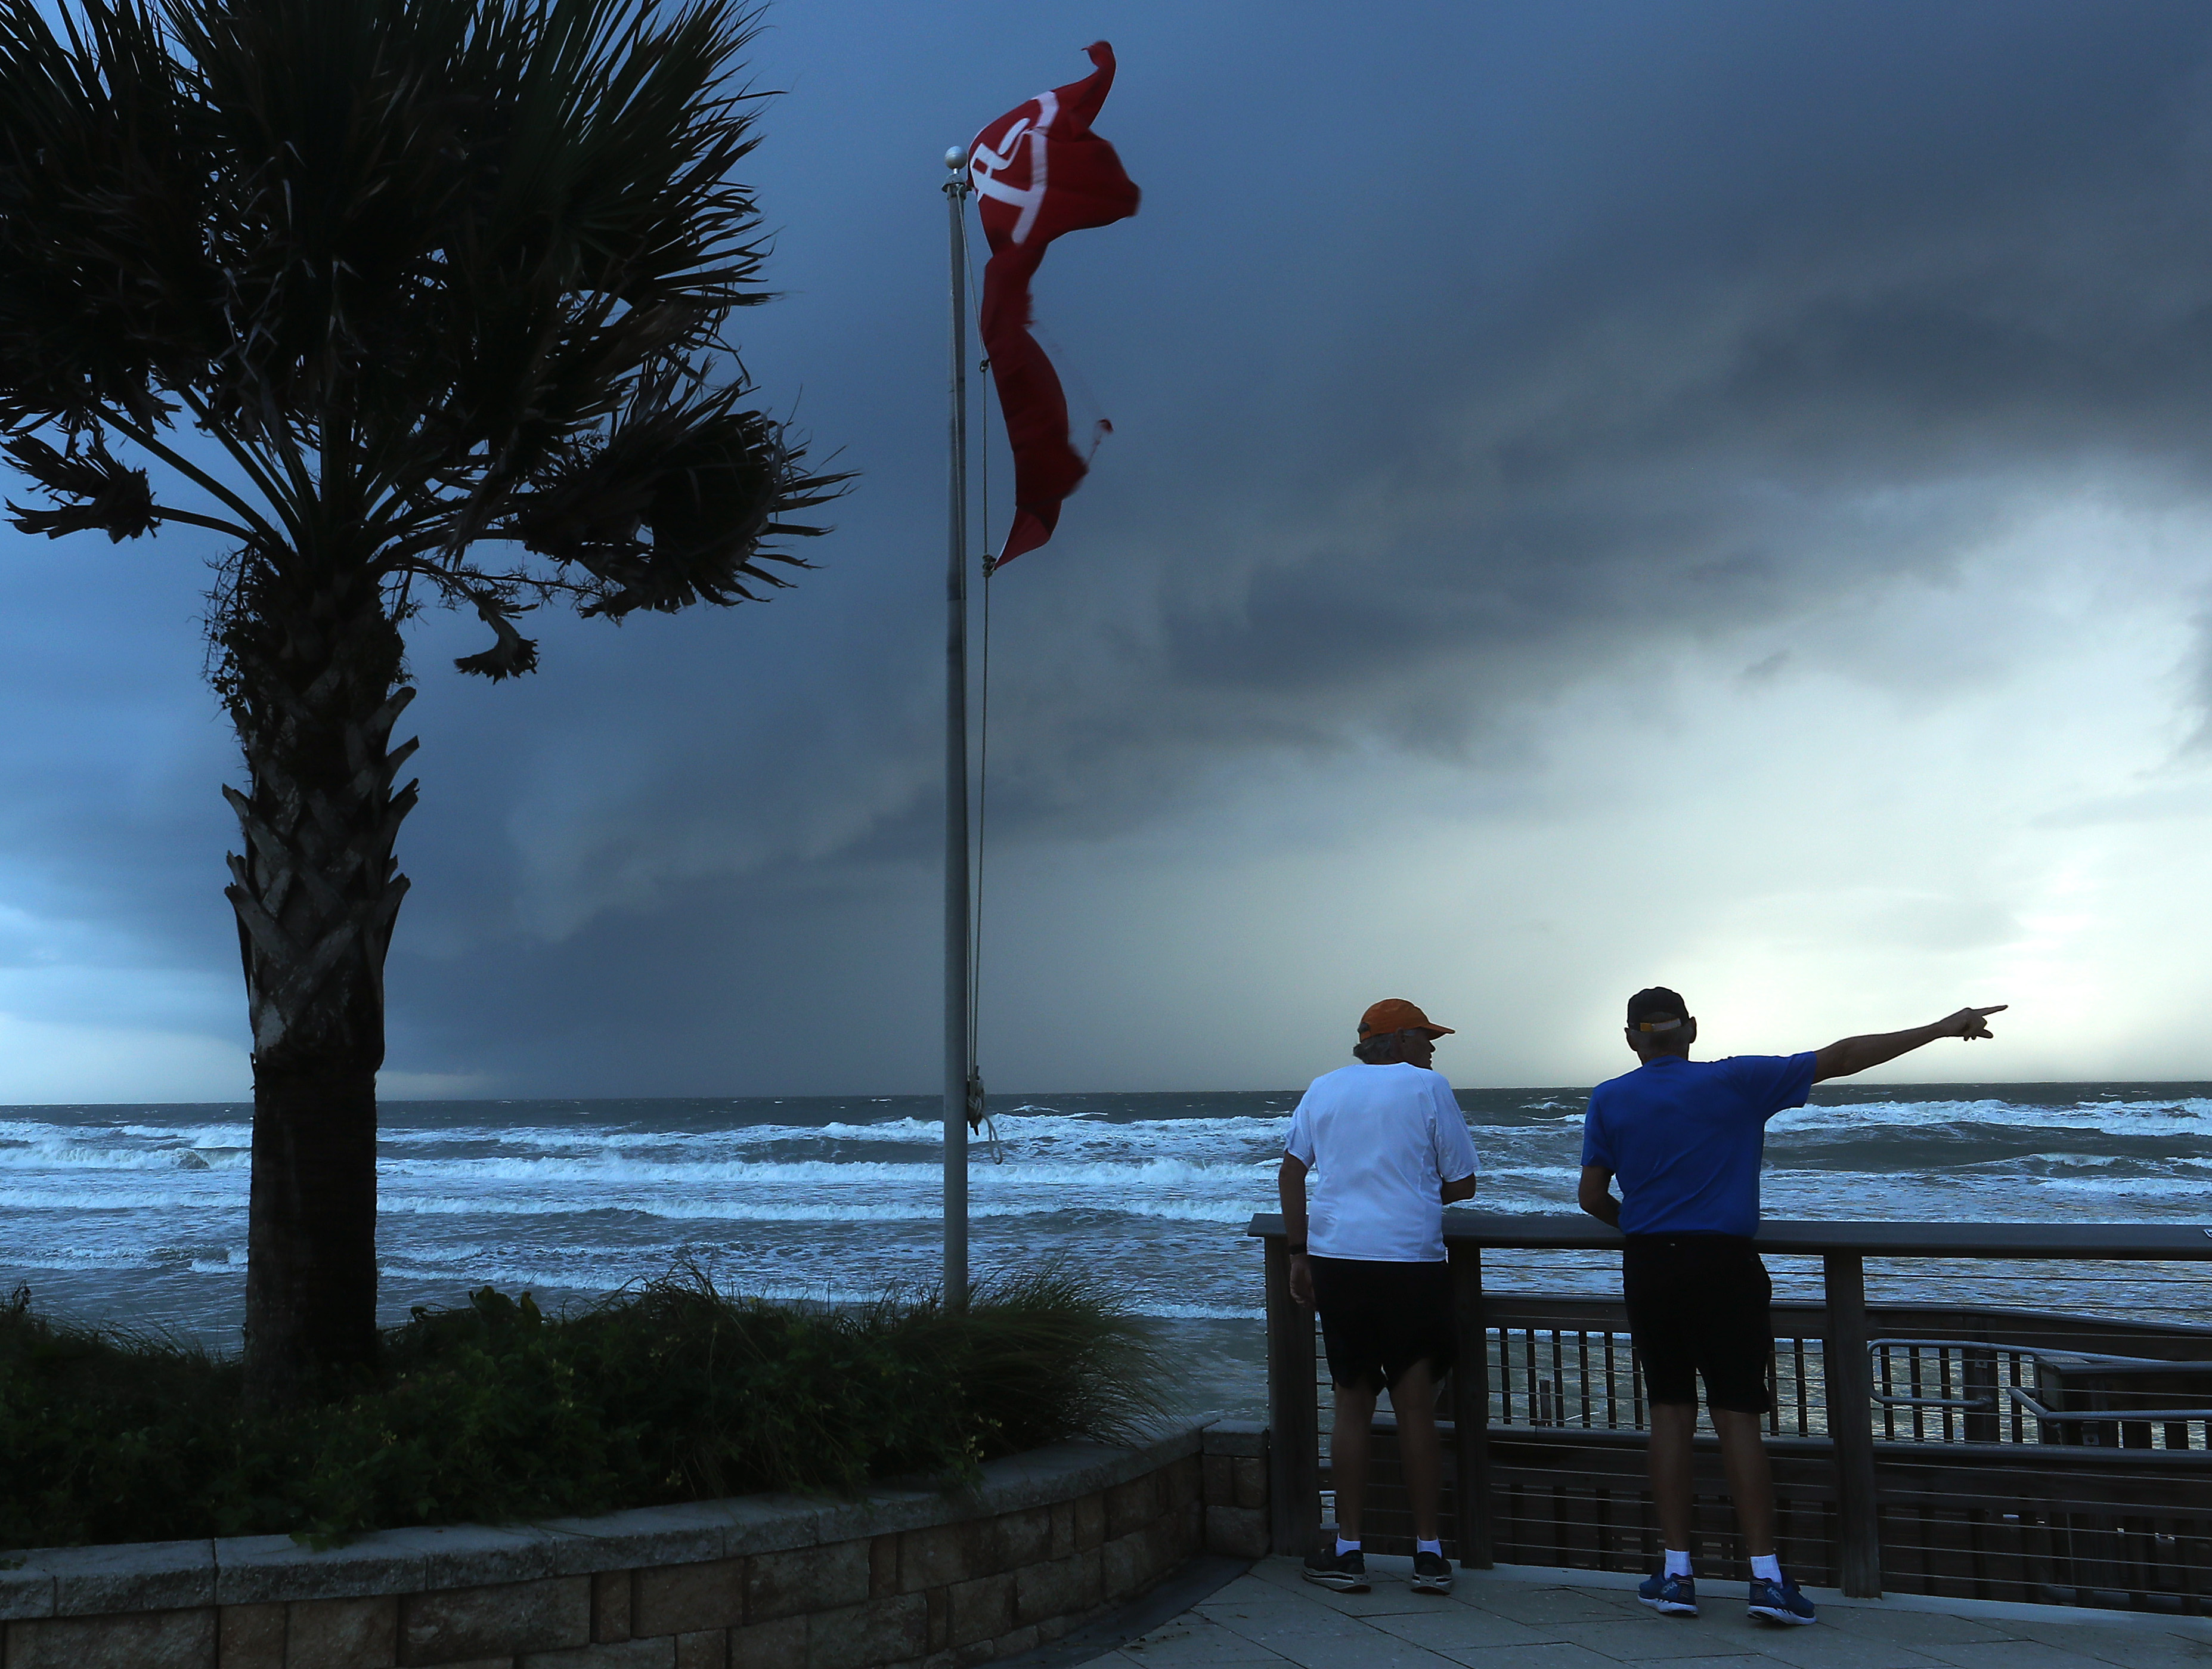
[1813,1005,2005,1082]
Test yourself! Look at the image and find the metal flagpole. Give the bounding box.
[941,147,974,1312]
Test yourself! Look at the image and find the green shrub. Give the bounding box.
[0,1266,1169,1550]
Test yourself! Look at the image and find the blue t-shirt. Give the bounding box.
[1579,1053,1818,1237]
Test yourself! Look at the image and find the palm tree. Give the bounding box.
[0,0,841,1404]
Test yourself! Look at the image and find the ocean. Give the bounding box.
[2,1082,2208,1419]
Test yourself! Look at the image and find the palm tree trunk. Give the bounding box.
[221,553,417,1407]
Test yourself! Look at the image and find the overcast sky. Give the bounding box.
[9,0,2212,1101]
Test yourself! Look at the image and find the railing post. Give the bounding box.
[1449,1241,1494,1569]
[1263,1233,1320,1556]
[1962,1346,2000,1444]
[1821,1252,1882,1596]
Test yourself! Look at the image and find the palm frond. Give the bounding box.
[0,0,844,665]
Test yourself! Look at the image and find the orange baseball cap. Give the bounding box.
[1358,998,1454,1038]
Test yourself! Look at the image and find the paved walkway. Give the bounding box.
[1081,1556,2212,1669]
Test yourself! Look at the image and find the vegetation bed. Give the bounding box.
[0,1267,1166,1551]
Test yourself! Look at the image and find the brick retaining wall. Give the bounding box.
[0,1421,1269,1669]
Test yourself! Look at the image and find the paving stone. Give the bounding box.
[1231,1561,1448,1617]
[1742,1624,1948,1669]
[383,1523,557,1590]
[1199,1422,1268,1459]
[1545,1618,1774,1660]
[806,1595,928,1669]
[1418,1649,1622,1669]
[726,1614,806,1669]
[1206,1622,1467,1669]
[1203,1457,1237,1507]
[593,1568,633,1642]
[1452,1586,1650,1627]
[400,1574,590,1662]
[1235,1561,1309,1597]
[1107,1477,1162,1542]
[3,1607,218,1669]
[631,1557,745,1637]
[716,1498,828,1560]
[519,1639,677,1667]
[1284,1582,1452,1620]
[287,1594,398,1668]
[1912,1642,2163,1669]
[540,1504,736,1578]
[1192,1575,1311,1612]
[1819,1611,2014,1648]
[899,1523,983,1595]
[0,1561,57,1621]
[749,1543,868,1623]
[1995,1620,2212,1669]
[33,1538,217,1615]
[1231,1460,1268,1512]
[1364,1607,1557,1654]
[1119,1615,1296,1665]
[674,1629,729,1669]
[215,1535,427,1605]
[944,1572,1014,1648]
[1199,1600,1411,1663]
[1103,1530,1158,1602]
[1014,1556,1083,1626]
[1074,1494,1108,1552]
[1203,1509,1270,1562]
[219,1602,287,1669]
[989,1510,1054,1572]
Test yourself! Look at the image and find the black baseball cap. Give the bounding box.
[1626,987,1690,1031]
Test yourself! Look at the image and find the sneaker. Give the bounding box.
[1302,1544,1369,1592]
[1410,1550,1454,1594]
[1638,1570,1698,1615]
[1747,1572,1816,1625]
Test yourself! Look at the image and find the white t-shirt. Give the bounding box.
[1282,1063,1481,1263]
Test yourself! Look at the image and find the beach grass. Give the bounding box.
[0,1264,1171,1550]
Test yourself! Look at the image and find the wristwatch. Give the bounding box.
[1287,1241,1308,1255]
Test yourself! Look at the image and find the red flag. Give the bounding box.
[968,43,1140,567]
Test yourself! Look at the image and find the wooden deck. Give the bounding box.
[1247,1214,2212,1617]
[1079,1555,2212,1669]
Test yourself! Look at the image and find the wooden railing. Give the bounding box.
[1250,1213,2212,1613]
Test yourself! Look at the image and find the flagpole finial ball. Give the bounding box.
[944,146,968,171]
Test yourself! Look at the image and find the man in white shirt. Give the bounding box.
[1278,998,1480,1597]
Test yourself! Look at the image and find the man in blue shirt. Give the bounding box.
[1578,987,2003,1628]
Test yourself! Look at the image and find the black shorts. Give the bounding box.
[1622,1234,1773,1413]
[1308,1256,1456,1394]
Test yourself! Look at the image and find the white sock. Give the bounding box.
[1751,1555,1783,1583]
[1335,1537,1361,1556]
[1416,1538,1443,1556]
[1664,1549,1692,1577]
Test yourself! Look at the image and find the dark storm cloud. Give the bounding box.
[920,0,2212,838]
[8,0,2212,1092]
